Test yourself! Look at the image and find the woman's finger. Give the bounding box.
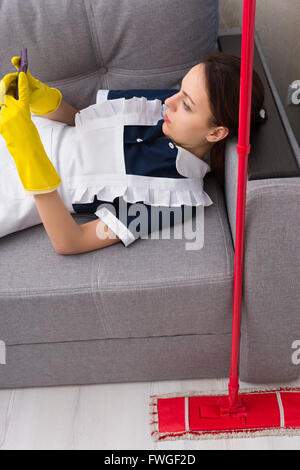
[11,56,21,71]
[0,72,18,94]
[18,72,30,111]
[0,73,18,106]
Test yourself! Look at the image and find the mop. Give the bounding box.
[149,0,300,441]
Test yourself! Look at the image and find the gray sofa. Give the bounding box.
[0,0,300,389]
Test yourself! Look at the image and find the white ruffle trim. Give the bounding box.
[75,96,164,128]
[69,182,213,208]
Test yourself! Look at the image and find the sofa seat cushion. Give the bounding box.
[0,175,234,346]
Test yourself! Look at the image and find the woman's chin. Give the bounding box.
[162,121,171,137]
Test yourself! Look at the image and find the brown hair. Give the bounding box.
[201,51,268,189]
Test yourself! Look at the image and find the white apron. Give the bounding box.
[0,97,212,239]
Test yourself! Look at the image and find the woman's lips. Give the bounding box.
[164,114,171,123]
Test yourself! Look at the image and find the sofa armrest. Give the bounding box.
[223,137,239,248]
[225,161,300,382]
[238,177,300,382]
[224,138,300,383]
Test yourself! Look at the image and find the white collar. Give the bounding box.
[175,146,211,179]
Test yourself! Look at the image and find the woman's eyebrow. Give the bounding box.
[182,91,195,106]
[180,79,196,106]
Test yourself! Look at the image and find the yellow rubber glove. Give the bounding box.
[0,71,62,195]
[0,56,62,115]
[0,72,18,106]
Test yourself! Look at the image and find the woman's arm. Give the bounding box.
[33,190,120,254]
[35,99,79,127]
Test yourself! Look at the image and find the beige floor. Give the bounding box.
[0,376,300,450]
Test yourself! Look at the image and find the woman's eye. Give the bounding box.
[183,100,191,111]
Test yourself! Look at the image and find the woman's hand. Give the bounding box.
[0,56,62,116]
[0,71,18,105]
[0,71,61,195]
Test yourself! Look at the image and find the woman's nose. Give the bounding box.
[165,93,178,111]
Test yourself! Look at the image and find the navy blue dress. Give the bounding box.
[72,89,208,247]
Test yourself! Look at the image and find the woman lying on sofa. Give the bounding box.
[0,52,267,254]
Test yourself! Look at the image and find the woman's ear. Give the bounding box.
[207,126,229,144]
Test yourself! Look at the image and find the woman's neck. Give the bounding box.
[176,140,214,160]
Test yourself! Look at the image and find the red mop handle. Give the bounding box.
[228,0,256,410]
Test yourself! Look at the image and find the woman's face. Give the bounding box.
[163,63,226,157]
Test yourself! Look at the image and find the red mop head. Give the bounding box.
[149,387,300,441]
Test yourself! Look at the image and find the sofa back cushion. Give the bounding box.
[0,0,219,109]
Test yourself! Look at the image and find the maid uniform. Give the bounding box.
[0,89,213,246]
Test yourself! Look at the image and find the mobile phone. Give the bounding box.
[15,48,28,100]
